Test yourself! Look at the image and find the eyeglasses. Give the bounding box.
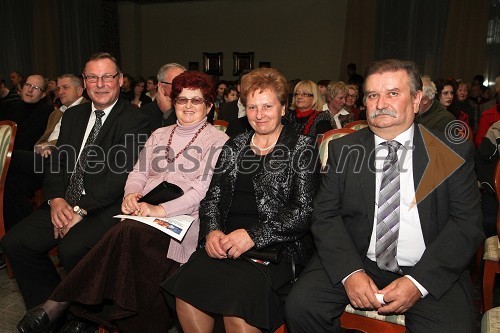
[83,73,120,83]
[294,92,314,98]
[175,97,206,105]
[161,81,172,85]
[346,94,358,99]
[25,82,45,92]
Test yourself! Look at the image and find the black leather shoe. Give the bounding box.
[59,320,98,333]
[17,307,50,333]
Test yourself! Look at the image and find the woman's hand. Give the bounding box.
[205,230,227,259]
[220,229,255,259]
[133,202,166,217]
[122,193,142,214]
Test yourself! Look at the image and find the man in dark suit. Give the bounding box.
[141,63,185,133]
[2,53,150,310]
[286,59,484,332]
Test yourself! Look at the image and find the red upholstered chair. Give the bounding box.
[345,120,369,130]
[213,119,229,132]
[483,161,500,311]
[0,121,17,278]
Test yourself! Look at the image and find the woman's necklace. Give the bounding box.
[165,121,208,163]
[251,131,280,152]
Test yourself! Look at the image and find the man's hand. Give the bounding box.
[49,198,74,229]
[205,230,227,259]
[344,271,381,310]
[34,143,53,157]
[219,229,255,259]
[54,212,83,239]
[377,276,421,314]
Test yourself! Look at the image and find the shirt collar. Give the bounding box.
[374,123,414,150]
[92,98,118,115]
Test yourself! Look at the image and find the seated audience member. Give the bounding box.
[2,52,150,311]
[141,63,186,133]
[9,70,23,94]
[215,81,227,108]
[1,75,53,150]
[16,70,228,333]
[475,76,500,147]
[130,76,152,108]
[317,81,353,129]
[120,73,133,101]
[45,78,61,108]
[449,80,476,132]
[435,77,457,110]
[223,85,239,103]
[416,75,455,132]
[0,77,21,116]
[476,120,499,237]
[345,84,362,120]
[145,75,158,101]
[4,74,86,231]
[162,68,320,333]
[480,87,497,118]
[286,59,484,333]
[218,71,248,123]
[285,79,332,138]
[317,79,331,109]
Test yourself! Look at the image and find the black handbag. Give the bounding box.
[244,244,286,264]
[138,181,184,205]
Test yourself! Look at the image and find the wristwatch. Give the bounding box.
[73,206,85,217]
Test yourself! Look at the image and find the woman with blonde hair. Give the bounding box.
[317,81,353,129]
[285,80,332,138]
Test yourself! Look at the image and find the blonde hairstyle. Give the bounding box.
[240,68,288,107]
[326,81,348,103]
[346,84,358,97]
[290,80,323,111]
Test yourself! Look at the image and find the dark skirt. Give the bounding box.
[161,249,295,332]
[50,219,180,333]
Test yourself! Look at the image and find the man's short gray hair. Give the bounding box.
[157,63,187,82]
[421,75,436,100]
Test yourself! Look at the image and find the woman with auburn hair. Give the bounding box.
[17,71,228,333]
[285,79,332,138]
[162,68,319,333]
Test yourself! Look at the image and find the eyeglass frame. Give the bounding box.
[24,82,45,93]
[160,81,172,85]
[174,96,208,105]
[293,92,314,98]
[82,72,121,83]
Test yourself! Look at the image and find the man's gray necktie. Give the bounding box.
[65,110,105,205]
[376,140,403,274]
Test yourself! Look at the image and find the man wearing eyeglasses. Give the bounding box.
[141,63,186,133]
[2,53,150,314]
[1,74,53,151]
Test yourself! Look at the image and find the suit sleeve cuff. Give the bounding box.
[405,275,428,298]
[342,269,364,284]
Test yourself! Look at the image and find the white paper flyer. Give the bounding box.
[113,215,194,241]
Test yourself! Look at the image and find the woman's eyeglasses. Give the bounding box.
[294,92,314,98]
[175,97,206,105]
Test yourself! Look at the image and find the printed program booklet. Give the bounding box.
[114,215,194,241]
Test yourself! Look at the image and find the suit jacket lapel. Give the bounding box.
[412,124,431,242]
[358,129,376,225]
[93,98,124,145]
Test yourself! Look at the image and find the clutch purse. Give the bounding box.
[244,244,286,264]
[138,181,184,205]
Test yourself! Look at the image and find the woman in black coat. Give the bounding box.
[162,68,320,333]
